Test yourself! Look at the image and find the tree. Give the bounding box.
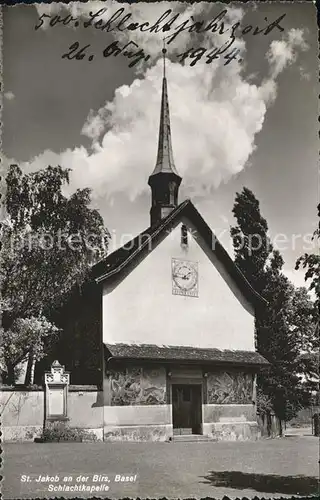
[1,164,110,326]
[288,287,318,353]
[231,187,272,294]
[256,251,310,423]
[0,164,110,383]
[295,203,320,304]
[295,204,320,403]
[230,187,315,424]
[0,316,59,385]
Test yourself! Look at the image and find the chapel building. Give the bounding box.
[54,49,269,441]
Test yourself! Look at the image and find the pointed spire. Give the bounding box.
[148,41,182,226]
[150,42,180,177]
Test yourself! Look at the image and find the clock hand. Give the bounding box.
[181,275,188,280]
[173,272,184,279]
[181,271,192,280]
[173,267,193,280]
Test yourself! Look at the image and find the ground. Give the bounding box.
[3,429,319,499]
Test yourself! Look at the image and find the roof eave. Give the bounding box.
[106,355,269,367]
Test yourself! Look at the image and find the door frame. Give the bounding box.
[169,379,204,435]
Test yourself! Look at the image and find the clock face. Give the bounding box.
[172,259,198,297]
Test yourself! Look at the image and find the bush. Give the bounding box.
[39,421,97,442]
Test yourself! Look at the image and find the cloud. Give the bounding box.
[21,57,267,202]
[266,28,308,79]
[21,6,308,205]
[258,28,309,105]
[4,91,15,100]
[111,2,207,59]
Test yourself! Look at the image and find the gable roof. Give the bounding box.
[105,343,269,367]
[91,199,267,309]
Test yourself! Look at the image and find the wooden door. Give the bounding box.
[172,384,202,435]
[191,385,202,434]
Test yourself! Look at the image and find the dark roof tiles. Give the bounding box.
[105,343,269,366]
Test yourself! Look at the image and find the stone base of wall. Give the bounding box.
[3,425,43,442]
[203,421,260,441]
[2,425,104,442]
[104,424,172,442]
[3,422,259,442]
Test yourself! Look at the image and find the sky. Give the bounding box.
[2,1,318,292]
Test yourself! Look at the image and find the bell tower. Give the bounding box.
[148,44,182,227]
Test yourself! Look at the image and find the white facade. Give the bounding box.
[102,221,255,351]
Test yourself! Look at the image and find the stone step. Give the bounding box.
[173,434,212,442]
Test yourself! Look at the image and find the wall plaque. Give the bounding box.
[45,360,70,421]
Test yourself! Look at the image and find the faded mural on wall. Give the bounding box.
[110,366,166,406]
[207,371,253,404]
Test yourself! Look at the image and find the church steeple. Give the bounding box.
[148,44,182,227]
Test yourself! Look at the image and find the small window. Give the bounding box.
[181,224,188,246]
